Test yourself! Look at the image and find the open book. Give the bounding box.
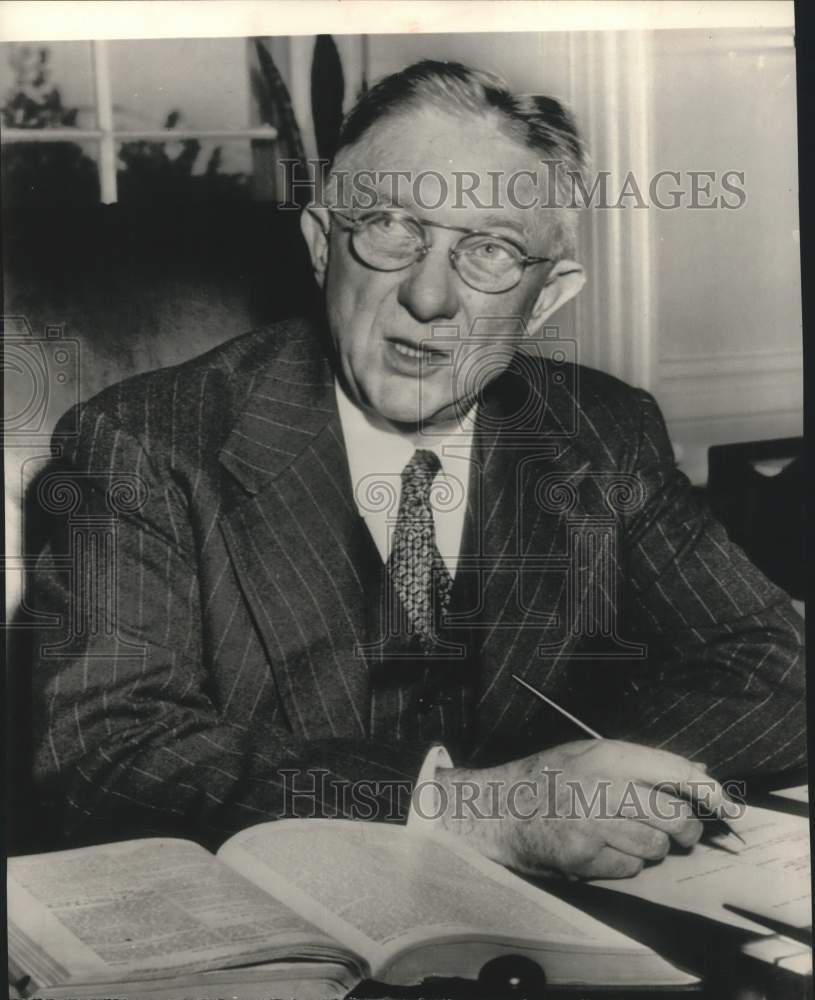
[8,819,698,999]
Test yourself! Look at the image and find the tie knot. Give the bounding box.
[402,449,441,485]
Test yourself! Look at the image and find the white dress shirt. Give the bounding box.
[335,379,476,578]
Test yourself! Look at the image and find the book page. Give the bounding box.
[219,819,668,971]
[591,805,811,932]
[8,838,352,988]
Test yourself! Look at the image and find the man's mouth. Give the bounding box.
[387,336,451,361]
[393,341,425,359]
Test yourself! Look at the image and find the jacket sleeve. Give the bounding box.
[602,390,806,779]
[28,402,437,850]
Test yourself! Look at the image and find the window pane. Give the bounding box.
[109,38,251,132]
[116,138,254,203]
[0,41,96,129]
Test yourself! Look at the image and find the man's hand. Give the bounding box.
[434,740,726,879]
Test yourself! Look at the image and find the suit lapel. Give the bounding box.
[218,330,370,739]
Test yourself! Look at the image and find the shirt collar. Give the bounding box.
[334,378,476,506]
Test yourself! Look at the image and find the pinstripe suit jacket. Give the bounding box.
[29,316,806,849]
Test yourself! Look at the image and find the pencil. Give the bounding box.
[512,673,603,739]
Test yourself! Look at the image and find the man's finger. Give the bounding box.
[608,783,704,846]
[573,845,645,879]
[600,817,671,861]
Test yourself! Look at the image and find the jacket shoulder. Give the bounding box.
[562,360,650,425]
[56,317,316,455]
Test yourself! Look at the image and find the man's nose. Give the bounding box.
[396,247,460,322]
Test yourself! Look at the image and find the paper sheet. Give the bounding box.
[770,784,809,804]
[593,806,811,934]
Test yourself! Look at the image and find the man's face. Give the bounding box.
[312,106,572,428]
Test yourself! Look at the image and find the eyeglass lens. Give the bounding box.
[351,213,526,292]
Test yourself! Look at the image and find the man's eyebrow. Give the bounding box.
[472,214,529,238]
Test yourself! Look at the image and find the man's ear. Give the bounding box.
[300,207,331,288]
[528,259,586,329]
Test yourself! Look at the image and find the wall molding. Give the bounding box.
[659,348,803,382]
[658,364,802,424]
[658,348,803,425]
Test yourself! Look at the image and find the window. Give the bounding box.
[1,38,281,204]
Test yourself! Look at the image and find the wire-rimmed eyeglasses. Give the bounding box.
[316,207,553,294]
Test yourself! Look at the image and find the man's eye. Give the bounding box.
[366,216,397,232]
[462,239,520,269]
[365,216,417,246]
[471,240,514,260]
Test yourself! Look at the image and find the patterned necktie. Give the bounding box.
[387,449,453,650]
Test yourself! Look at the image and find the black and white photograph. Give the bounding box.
[2,2,810,998]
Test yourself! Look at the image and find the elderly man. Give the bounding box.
[29,61,805,879]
